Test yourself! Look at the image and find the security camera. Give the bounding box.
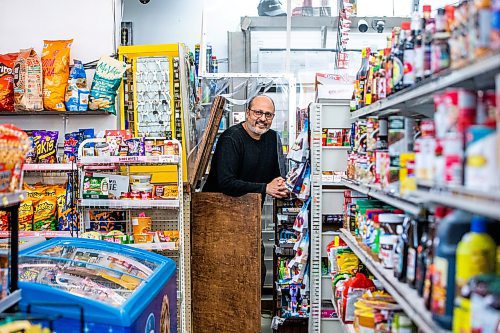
[374,20,385,33]
[139,0,150,4]
[358,19,368,33]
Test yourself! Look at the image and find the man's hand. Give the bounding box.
[266,177,289,199]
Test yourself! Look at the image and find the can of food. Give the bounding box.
[465,125,497,191]
[379,213,405,268]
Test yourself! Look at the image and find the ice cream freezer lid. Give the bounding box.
[18,238,176,325]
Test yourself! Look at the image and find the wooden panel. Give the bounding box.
[189,96,226,189]
[192,192,261,333]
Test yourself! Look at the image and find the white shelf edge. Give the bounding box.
[0,231,72,238]
[23,164,76,171]
[127,243,178,251]
[339,228,450,333]
[320,317,339,321]
[79,199,180,210]
[350,53,500,119]
[0,191,26,209]
[322,146,351,150]
[0,290,21,313]
[341,178,423,216]
[78,155,180,166]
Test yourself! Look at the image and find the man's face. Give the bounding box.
[246,96,275,135]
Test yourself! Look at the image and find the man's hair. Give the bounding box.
[247,94,276,111]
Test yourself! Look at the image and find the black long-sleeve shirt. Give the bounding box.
[203,122,282,197]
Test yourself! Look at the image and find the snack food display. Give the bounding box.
[41,39,72,111]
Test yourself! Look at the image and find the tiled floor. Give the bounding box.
[261,314,273,333]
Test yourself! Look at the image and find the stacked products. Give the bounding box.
[347,86,499,193]
[350,1,500,111]
[344,190,500,332]
[0,39,127,114]
[322,128,350,147]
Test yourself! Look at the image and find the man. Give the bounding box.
[203,94,289,287]
[203,94,288,199]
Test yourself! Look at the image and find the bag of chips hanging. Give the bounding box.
[0,53,19,111]
[13,48,43,111]
[42,40,72,111]
[89,56,128,114]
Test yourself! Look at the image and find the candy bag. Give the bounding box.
[89,56,128,114]
[65,59,89,111]
[32,130,58,163]
[0,53,19,111]
[42,40,72,111]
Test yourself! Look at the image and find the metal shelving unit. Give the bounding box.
[350,53,500,119]
[339,228,450,333]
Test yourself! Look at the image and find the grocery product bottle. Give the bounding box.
[416,217,430,296]
[423,5,434,78]
[402,21,415,89]
[393,26,405,92]
[394,215,411,282]
[432,210,473,330]
[432,8,451,74]
[406,217,421,288]
[473,0,493,58]
[453,216,496,333]
[364,52,375,106]
[357,48,370,109]
[413,8,424,83]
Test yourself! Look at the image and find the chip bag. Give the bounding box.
[65,59,89,111]
[32,130,58,163]
[19,199,34,231]
[23,183,45,205]
[13,48,43,111]
[89,56,128,114]
[0,211,8,231]
[0,53,19,111]
[34,195,57,231]
[42,40,72,111]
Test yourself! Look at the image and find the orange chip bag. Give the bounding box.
[0,53,19,111]
[19,199,33,231]
[42,40,72,111]
[23,183,45,205]
[34,195,57,231]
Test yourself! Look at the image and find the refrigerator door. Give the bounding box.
[19,256,146,307]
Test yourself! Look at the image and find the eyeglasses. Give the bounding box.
[249,109,275,120]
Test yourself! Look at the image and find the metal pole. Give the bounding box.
[285,0,292,73]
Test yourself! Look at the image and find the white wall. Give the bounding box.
[0,0,120,135]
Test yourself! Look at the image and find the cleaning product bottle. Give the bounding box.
[453,216,496,333]
[432,210,473,330]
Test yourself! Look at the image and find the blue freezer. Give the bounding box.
[18,238,177,333]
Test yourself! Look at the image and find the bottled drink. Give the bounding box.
[394,215,411,281]
[423,5,435,77]
[357,48,370,108]
[393,25,406,92]
[403,20,416,88]
[413,9,424,82]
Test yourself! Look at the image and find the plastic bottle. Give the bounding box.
[453,216,496,333]
[431,210,473,330]
[357,48,370,109]
[394,215,411,282]
[402,21,415,89]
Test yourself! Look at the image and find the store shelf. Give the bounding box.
[127,242,178,251]
[79,199,180,209]
[341,178,424,216]
[321,317,339,321]
[339,228,449,333]
[79,155,180,166]
[0,290,21,313]
[0,191,26,209]
[412,187,500,221]
[0,231,72,238]
[350,53,500,119]
[322,146,351,150]
[23,163,76,171]
[0,110,111,116]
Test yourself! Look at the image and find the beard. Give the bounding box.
[246,119,270,135]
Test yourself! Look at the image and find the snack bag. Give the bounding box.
[42,40,72,111]
[32,130,58,163]
[23,183,44,205]
[0,53,19,111]
[33,196,57,231]
[89,56,128,114]
[63,131,84,163]
[19,199,34,231]
[65,59,89,111]
[13,48,43,111]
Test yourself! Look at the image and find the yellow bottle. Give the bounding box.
[453,216,496,333]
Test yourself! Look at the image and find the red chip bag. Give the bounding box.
[0,53,19,111]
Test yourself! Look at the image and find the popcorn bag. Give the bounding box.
[13,48,43,111]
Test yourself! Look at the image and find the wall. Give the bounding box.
[0,0,121,135]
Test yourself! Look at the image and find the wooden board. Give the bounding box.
[189,96,226,189]
[192,192,261,333]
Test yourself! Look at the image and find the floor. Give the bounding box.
[261,313,273,333]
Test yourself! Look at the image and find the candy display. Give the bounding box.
[0,52,19,111]
[13,48,43,111]
[41,39,72,111]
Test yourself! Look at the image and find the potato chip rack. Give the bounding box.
[76,138,191,333]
